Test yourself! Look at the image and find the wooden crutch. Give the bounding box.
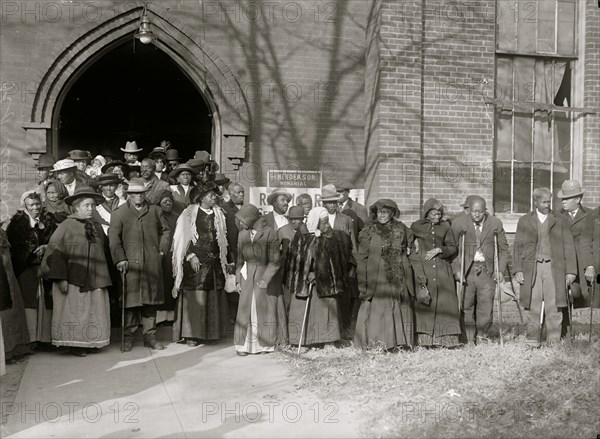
[297,283,314,355]
[494,231,504,346]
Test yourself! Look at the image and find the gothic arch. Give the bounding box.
[22,1,250,167]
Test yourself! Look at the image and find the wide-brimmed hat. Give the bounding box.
[460,195,477,208]
[336,181,354,192]
[193,150,211,162]
[267,188,292,205]
[236,204,261,228]
[97,173,122,186]
[214,173,231,186]
[287,206,305,219]
[68,149,89,161]
[149,147,166,160]
[121,141,142,153]
[370,198,399,216]
[557,180,584,199]
[125,178,148,193]
[320,184,342,202]
[169,164,198,180]
[422,198,443,220]
[50,159,77,173]
[190,182,218,203]
[64,186,104,206]
[38,154,57,170]
[165,149,181,161]
[101,161,131,176]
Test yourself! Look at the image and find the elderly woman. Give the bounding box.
[6,191,57,348]
[410,198,461,348]
[286,207,354,348]
[42,180,70,222]
[234,204,286,356]
[41,187,112,357]
[171,182,233,346]
[354,199,416,350]
[156,190,184,325]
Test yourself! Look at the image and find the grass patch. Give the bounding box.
[276,323,600,438]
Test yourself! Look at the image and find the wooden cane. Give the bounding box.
[506,266,524,324]
[120,270,126,353]
[590,281,596,343]
[494,232,504,346]
[458,232,465,313]
[297,283,313,355]
[567,281,574,342]
[539,300,545,346]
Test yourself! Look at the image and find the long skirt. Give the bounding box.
[51,283,111,348]
[173,288,228,341]
[235,291,275,354]
[354,295,415,350]
[288,293,340,345]
[1,263,31,359]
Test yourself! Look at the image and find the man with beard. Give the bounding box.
[140,158,170,205]
[264,188,291,231]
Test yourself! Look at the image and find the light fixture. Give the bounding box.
[134,4,154,45]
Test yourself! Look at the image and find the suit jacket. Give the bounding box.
[332,212,357,254]
[451,213,509,276]
[559,206,595,307]
[143,176,171,205]
[170,184,193,206]
[513,211,577,309]
[343,198,369,225]
[221,200,242,262]
[264,211,288,231]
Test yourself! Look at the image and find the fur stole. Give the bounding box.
[362,220,409,288]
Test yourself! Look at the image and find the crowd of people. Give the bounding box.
[1,141,599,369]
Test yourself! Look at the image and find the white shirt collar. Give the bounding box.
[536,210,548,223]
[328,212,336,228]
[65,180,76,195]
[200,206,213,215]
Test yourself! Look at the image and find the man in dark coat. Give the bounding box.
[140,158,171,205]
[513,187,577,347]
[557,180,596,309]
[336,181,369,227]
[264,188,291,231]
[587,206,600,309]
[451,196,509,343]
[109,178,171,351]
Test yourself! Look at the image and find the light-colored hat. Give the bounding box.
[93,155,106,167]
[121,141,142,153]
[50,159,77,173]
[320,184,342,202]
[267,188,292,205]
[336,181,354,191]
[125,178,148,193]
[557,180,584,199]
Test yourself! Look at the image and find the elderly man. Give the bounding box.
[513,188,577,347]
[109,178,170,351]
[452,196,509,343]
[140,158,171,205]
[169,164,197,206]
[587,206,600,308]
[264,188,291,231]
[296,193,313,218]
[557,180,596,311]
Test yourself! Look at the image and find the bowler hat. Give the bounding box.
[64,186,104,206]
[121,141,142,153]
[320,184,342,202]
[97,173,122,186]
[38,154,57,170]
[125,178,148,193]
[68,149,89,161]
[236,204,261,228]
[101,161,131,176]
[191,182,218,203]
[460,195,477,208]
[287,206,305,220]
[165,149,181,161]
[169,164,198,180]
[50,159,77,173]
[557,180,584,199]
[267,188,292,205]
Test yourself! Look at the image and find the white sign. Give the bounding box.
[249,187,365,214]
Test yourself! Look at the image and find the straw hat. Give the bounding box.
[50,159,77,173]
[320,184,342,202]
[125,178,148,193]
[121,141,142,153]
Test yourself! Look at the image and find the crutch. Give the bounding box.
[120,270,126,353]
[493,231,504,346]
[589,281,596,343]
[566,281,574,341]
[297,283,314,355]
[457,232,466,313]
[539,300,545,346]
[506,266,524,324]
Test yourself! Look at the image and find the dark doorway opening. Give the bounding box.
[57,41,212,161]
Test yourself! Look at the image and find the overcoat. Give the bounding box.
[234,218,281,346]
[109,201,170,307]
[587,207,600,308]
[142,176,171,205]
[344,198,369,226]
[513,211,577,309]
[558,206,595,308]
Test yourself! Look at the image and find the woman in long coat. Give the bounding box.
[354,199,416,350]
[286,207,354,347]
[410,198,461,347]
[6,191,57,346]
[41,187,112,357]
[171,183,232,345]
[234,204,286,355]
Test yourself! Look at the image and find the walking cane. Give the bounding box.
[120,270,126,353]
[297,282,314,355]
[506,266,524,324]
[590,281,596,343]
[457,232,466,313]
[539,300,545,346]
[493,231,504,346]
[566,281,574,341]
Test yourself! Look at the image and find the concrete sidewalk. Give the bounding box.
[1,333,360,438]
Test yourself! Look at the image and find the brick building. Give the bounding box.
[1,0,599,233]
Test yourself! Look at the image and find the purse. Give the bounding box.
[224,274,237,293]
[416,284,431,306]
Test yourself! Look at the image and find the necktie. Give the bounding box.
[570,212,576,220]
[475,224,481,248]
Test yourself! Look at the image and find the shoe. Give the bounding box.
[144,339,165,350]
[69,347,87,357]
[122,341,134,352]
[236,351,248,356]
[86,348,101,354]
[186,339,200,347]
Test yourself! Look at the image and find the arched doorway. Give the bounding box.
[56,41,212,161]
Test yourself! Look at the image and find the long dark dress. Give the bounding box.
[410,219,461,347]
[354,220,416,350]
[157,203,183,323]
